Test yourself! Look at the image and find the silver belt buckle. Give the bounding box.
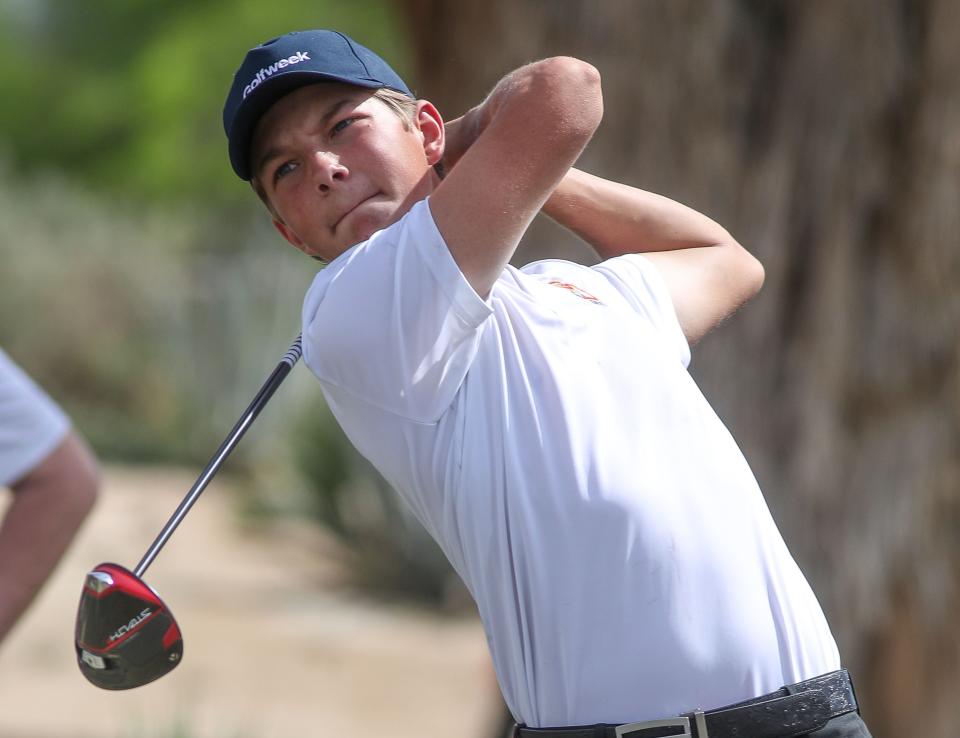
[614,717,690,738]
[614,711,708,738]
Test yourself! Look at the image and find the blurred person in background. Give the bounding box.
[221,30,871,738]
[0,347,99,646]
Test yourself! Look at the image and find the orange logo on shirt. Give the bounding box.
[548,280,603,304]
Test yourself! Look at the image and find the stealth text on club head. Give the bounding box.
[75,563,183,690]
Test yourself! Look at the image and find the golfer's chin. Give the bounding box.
[313,224,386,262]
[309,198,413,260]
[341,198,409,246]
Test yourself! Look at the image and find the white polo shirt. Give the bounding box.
[301,199,840,727]
[0,348,70,488]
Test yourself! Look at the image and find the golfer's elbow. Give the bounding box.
[529,56,603,141]
[739,245,765,301]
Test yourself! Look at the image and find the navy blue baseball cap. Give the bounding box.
[223,30,413,180]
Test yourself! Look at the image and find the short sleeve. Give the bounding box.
[301,198,493,423]
[0,348,70,487]
[592,254,691,368]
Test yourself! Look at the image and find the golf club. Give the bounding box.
[75,335,303,690]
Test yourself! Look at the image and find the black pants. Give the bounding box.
[505,670,873,738]
[505,712,873,738]
[505,709,873,738]
[809,711,873,738]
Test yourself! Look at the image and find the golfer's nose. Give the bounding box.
[310,151,347,193]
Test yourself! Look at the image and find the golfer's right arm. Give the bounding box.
[430,57,603,298]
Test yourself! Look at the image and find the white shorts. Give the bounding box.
[0,348,70,487]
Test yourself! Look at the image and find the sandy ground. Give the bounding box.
[0,466,501,738]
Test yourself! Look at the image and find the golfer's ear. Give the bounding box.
[416,101,444,166]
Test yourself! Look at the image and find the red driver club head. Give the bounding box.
[74,336,302,690]
[75,563,183,690]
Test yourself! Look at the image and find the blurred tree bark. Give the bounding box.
[396,1,960,736]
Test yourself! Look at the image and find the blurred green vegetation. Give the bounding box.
[0,164,314,464]
[0,0,411,461]
[0,1,456,605]
[0,0,412,206]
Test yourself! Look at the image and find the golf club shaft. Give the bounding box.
[133,335,303,578]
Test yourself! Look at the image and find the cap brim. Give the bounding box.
[228,71,383,180]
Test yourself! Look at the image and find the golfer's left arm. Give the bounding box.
[543,168,764,344]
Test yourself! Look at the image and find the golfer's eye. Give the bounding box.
[330,117,356,137]
[273,161,298,183]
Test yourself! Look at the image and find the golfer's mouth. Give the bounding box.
[332,193,379,231]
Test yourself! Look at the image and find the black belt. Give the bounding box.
[515,669,859,738]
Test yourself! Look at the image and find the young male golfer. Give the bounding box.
[223,30,872,738]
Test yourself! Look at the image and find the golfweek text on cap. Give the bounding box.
[243,51,311,98]
[223,30,413,180]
